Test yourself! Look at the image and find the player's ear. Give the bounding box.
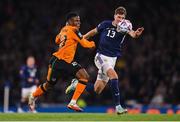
[66,20,71,25]
[68,19,74,25]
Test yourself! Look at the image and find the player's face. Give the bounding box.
[27,56,35,68]
[114,14,125,24]
[71,16,81,29]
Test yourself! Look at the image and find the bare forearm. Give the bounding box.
[84,28,98,39]
[128,30,138,38]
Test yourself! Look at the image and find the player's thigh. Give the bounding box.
[106,68,118,79]
[75,68,89,80]
[55,59,85,80]
[60,60,88,79]
[30,85,37,92]
[62,61,90,85]
[94,53,104,70]
[21,88,30,99]
[50,56,88,82]
[94,53,117,76]
[46,56,62,84]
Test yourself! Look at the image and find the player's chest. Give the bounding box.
[102,27,124,39]
[25,68,37,77]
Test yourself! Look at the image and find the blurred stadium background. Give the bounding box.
[0,0,180,114]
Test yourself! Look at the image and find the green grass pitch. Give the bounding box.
[0,113,180,121]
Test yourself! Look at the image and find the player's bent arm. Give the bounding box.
[79,39,95,48]
[71,31,95,48]
[128,27,144,38]
[83,28,98,39]
[128,30,138,38]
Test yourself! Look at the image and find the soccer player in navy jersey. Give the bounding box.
[66,6,144,114]
[18,56,39,113]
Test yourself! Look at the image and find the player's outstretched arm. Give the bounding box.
[79,39,95,48]
[83,28,98,39]
[71,30,95,48]
[128,27,144,38]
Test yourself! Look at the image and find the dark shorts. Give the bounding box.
[48,56,82,82]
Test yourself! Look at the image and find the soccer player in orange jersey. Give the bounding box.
[28,12,95,112]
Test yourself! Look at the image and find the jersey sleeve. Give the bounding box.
[71,29,95,48]
[97,21,106,33]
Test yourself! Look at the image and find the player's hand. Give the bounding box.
[135,27,144,37]
[90,41,96,48]
[28,78,33,83]
[136,27,144,34]
[83,35,89,39]
[35,79,39,84]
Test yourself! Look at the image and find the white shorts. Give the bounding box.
[21,85,37,98]
[94,53,117,83]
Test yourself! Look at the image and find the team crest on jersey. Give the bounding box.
[28,69,37,77]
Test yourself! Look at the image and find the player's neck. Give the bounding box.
[112,20,117,27]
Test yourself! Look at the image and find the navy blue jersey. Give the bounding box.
[19,65,38,88]
[97,20,126,57]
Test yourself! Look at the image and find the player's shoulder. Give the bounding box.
[20,65,27,70]
[61,25,79,36]
[19,65,27,74]
[61,25,82,38]
[98,20,112,27]
[63,25,77,32]
[100,20,112,25]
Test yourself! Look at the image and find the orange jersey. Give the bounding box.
[53,25,95,63]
